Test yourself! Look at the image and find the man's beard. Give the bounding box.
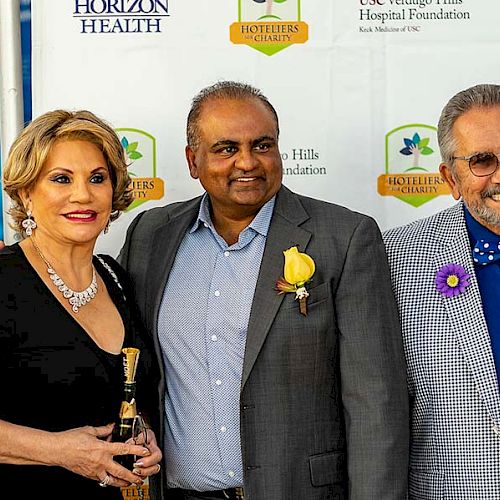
[466,185,500,228]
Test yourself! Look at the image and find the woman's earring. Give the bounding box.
[22,210,37,236]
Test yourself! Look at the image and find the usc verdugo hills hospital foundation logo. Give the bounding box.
[116,128,165,211]
[230,0,308,56]
[377,124,450,207]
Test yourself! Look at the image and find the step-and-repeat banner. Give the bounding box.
[0,0,31,242]
[26,0,500,256]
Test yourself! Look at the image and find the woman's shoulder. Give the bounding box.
[0,242,21,257]
[95,253,123,273]
[94,253,133,298]
[0,244,33,314]
[0,243,28,273]
[95,254,128,283]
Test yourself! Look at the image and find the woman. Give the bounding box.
[0,110,162,499]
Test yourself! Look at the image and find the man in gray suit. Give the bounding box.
[384,84,500,499]
[119,81,409,500]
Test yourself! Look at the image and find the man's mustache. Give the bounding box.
[481,186,500,198]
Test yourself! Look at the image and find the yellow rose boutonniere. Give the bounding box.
[276,246,316,316]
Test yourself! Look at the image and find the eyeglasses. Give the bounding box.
[451,152,500,177]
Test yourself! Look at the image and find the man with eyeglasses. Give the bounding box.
[384,83,500,499]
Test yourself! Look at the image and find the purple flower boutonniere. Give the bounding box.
[435,263,470,298]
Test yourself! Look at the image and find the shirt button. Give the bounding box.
[228,470,235,478]
[215,379,222,386]
[214,290,221,297]
[211,335,218,342]
[224,251,230,257]
[204,223,209,228]
[220,426,227,432]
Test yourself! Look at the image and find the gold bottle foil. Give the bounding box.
[122,347,140,383]
[113,347,142,470]
[119,400,137,419]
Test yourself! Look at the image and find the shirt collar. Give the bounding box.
[190,193,276,238]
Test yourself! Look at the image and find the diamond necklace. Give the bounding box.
[31,238,98,313]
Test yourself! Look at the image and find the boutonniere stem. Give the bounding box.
[276,247,315,316]
[296,287,309,315]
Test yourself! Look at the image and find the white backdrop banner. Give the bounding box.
[31,0,495,256]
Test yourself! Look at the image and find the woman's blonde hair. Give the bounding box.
[3,109,132,233]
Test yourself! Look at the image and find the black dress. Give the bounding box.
[0,243,159,499]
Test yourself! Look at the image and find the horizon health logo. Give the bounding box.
[116,128,164,211]
[230,0,308,56]
[377,124,450,207]
[73,0,170,34]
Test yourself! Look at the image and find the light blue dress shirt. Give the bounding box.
[157,194,275,491]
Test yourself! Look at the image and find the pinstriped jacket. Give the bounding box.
[384,202,500,500]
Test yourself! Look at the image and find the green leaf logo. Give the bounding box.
[121,136,143,176]
[399,133,434,171]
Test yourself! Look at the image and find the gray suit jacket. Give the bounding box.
[119,185,409,499]
[384,202,500,499]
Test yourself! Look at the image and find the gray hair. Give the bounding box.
[186,81,280,150]
[438,83,500,166]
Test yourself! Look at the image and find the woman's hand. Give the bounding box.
[128,428,163,480]
[52,423,150,488]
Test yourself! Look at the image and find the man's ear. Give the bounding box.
[439,162,461,201]
[185,145,199,179]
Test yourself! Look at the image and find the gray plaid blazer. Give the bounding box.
[120,185,409,500]
[384,202,500,499]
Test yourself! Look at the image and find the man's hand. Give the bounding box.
[0,240,4,250]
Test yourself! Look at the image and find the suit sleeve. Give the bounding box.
[117,210,145,272]
[336,216,409,499]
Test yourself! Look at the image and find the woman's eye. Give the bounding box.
[52,175,70,183]
[90,173,105,183]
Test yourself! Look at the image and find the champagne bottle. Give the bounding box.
[113,347,140,470]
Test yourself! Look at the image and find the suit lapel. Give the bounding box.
[145,199,201,331]
[242,187,311,388]
[434,204,500,425]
